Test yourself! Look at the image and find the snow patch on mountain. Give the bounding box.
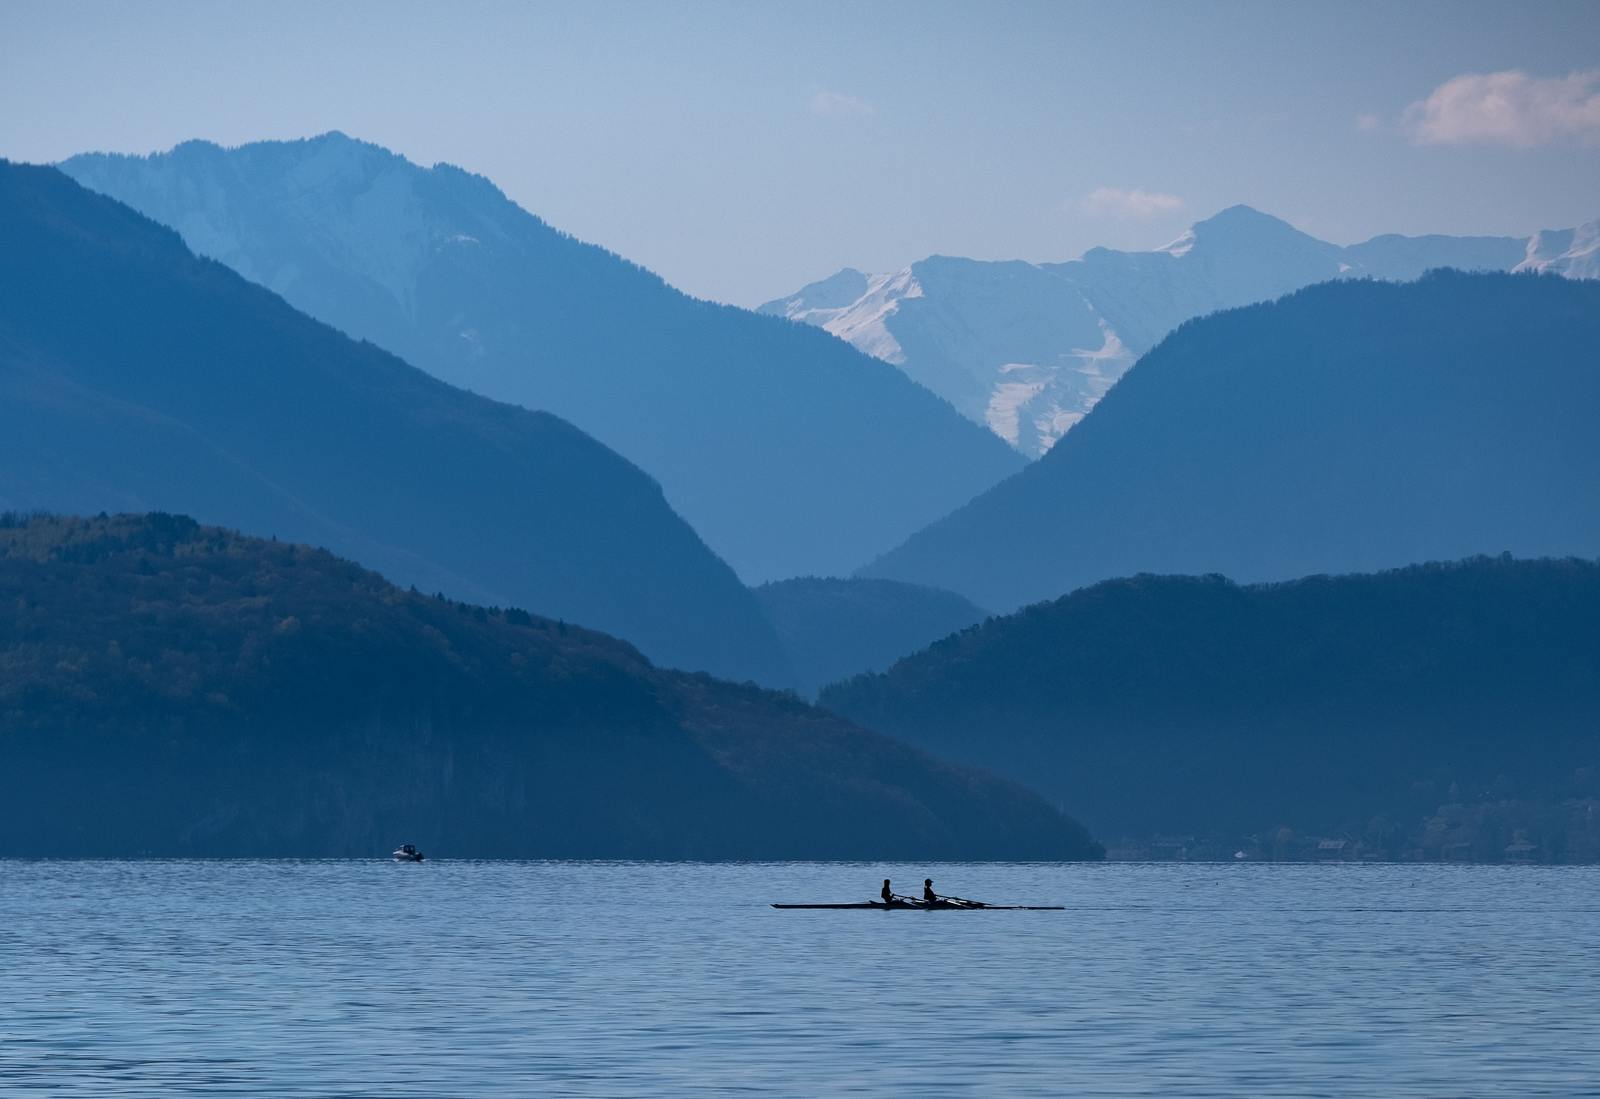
[763,267,920,363]
[824,269,923,364]
[1159,229,1196,258]
[1516,219,1600,280]
[764,267,870,319]
[978,322,1132,452]
[985,374,1045,445]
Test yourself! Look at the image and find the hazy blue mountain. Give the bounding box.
[823,557,1600,853]
[860,272,1600,612]
[0,513,1101,859]
[753,577,988,697]
[60,135,1025,582]
[763,206,1582,455]
[0,160,789,684]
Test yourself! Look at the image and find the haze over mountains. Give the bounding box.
[753,577,988,698]
[0,513,1100,859]
[763,207,1600,456]
[0,160,789,684]
[863,271,1600,612]
[824,556,1600,857]
[60,134,1025,582]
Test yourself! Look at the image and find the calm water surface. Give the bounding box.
[2,861,1597,1096]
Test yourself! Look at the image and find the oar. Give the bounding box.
[940,896,1066,909]
[903,894,978,908]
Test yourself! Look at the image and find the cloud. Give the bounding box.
[1355,112,1383,133]
[1079,187,1186,220]
[810,91,875,118]
[1402,69,1600,147]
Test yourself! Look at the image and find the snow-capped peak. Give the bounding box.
[764,206,1597,458]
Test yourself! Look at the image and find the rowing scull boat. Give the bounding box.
[771,900,1062,910]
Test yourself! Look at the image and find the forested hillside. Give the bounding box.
[825,557,1600,859]
[0,513,1102,860]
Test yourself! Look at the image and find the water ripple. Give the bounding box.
[1,861,1598,1095]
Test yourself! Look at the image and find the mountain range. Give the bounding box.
[861,271,1600,612]
[823,556,1600,854]
[0,513,1101,859]
[0,159,788,683]
[762,206,1600,456]
[10,133,1597,863]
[60,134,1025,582]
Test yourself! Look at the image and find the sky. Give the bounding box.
[3,0,1598,306]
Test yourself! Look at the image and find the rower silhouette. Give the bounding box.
[923,878,937,904]
[881,878,894,906]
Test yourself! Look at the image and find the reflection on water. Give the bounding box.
[2,861,1598,1095]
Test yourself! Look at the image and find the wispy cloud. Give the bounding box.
[1355,112,1383,133]
[810,91,876,118]
[1402,69,1600,147]
[1079,187,1186,221]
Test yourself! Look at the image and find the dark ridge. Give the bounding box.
[0,513,1102,860]
[824,556,1600,859]
[863,271,1600,612]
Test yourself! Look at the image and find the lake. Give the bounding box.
[2,861,1597,1096]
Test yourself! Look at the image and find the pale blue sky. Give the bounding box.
[3,0,1597,304]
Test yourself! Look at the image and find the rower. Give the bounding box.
[881,879,894,905]
[923,878,937,904]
